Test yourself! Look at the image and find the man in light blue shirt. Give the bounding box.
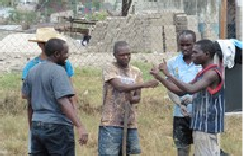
[22,28,75,96]
[167,53,202,117]
[22,28,74,82]
[162,30,201,155]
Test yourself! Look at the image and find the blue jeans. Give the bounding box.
[31,121,75,156]
[98,126,141,156]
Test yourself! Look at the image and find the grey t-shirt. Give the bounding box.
[22,62,74,126]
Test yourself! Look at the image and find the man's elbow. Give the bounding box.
[58,98,71,110]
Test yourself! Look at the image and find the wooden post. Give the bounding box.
[122,100,131,156]
[220,0,227,39]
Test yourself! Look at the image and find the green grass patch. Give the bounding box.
[0,63,243,156]
[0,73,22,90]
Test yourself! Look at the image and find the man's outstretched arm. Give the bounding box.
[109,78,159,92]
[167,71,219,94]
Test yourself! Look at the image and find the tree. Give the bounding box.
[107,0,132,16]
[8,9,38,24]
[121,0,132,16]
[93,0,101,11]
[0,0,11,7]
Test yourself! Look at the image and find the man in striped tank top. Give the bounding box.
[150,40,224,156]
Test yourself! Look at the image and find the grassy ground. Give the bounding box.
[0,62,242,156]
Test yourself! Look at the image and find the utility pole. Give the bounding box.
[220,0,227,39]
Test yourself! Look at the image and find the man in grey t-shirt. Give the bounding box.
[22,39,88,156]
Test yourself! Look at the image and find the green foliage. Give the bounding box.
[0,0,11,7]
[91,11,107,20]
[92,0,101,10]
[8,9,38,24]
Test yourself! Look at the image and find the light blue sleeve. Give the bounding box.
[167,59,175,76]
[65,60,74,77]
[165,58,175,79]
[231,39,243,49]
[22,60,35,80]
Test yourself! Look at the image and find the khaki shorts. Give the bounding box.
[193,131,221,156]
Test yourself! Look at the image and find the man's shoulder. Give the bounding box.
[24,57,37,67]
[64,60,74,77]
[50,63,65,72]
[65,60,73,66]
[168,53,182,64]
[26,62,41,77]
[24,56,40,68]
[103,62,117,70]
[38,62,66,75]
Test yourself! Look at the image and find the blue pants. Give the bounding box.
[31,121,75,156]
[98,126,141,156]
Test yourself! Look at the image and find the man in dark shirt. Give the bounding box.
[22,39,88,156]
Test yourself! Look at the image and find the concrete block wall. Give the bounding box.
[87,12,203,53]
[235,5,242,40]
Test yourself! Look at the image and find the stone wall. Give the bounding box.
[86,12,205,53]
[0,12,221,73]
[235,3,242,40]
